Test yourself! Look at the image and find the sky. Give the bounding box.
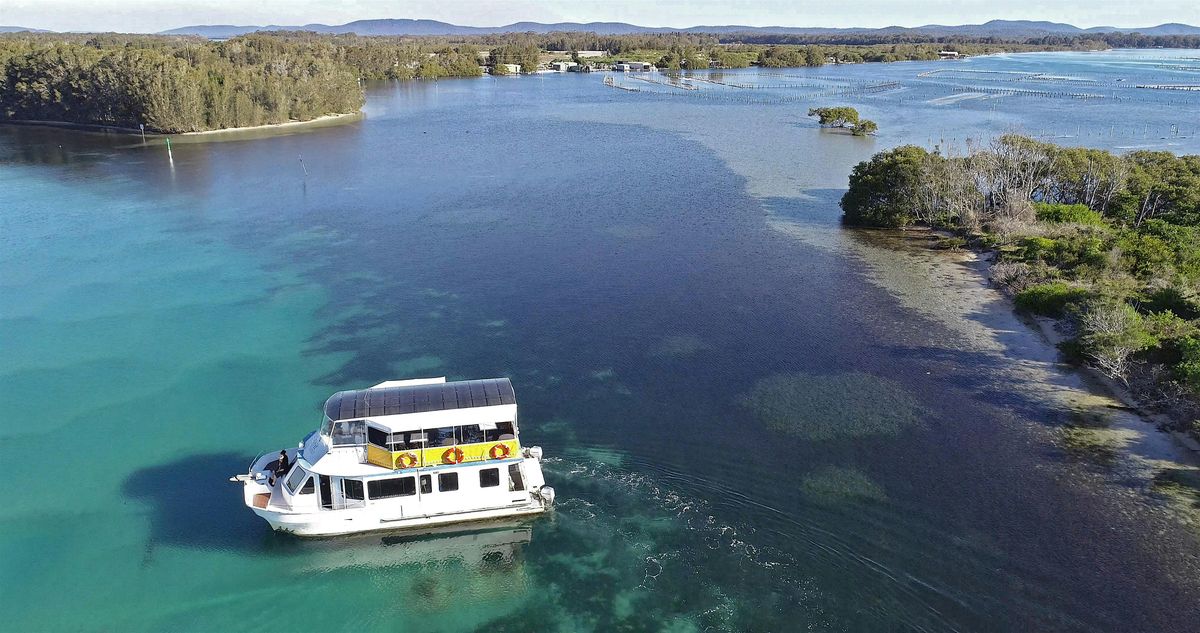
[2,0,1198,33]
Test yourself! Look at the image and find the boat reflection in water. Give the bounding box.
[293,518,537,619]
[297,518,535,571]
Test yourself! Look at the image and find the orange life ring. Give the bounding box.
[442,447,464,464]
[396,452,418,469]
[489,443,511,460]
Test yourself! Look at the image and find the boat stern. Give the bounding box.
[521,446,555,510]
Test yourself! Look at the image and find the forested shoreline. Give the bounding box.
[5,29,1199,133]
[841,137,1200,436]
[0,33,485,133]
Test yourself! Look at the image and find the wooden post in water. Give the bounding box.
[139,123,146,143]
[298,154,308,177]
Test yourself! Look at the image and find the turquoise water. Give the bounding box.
[2,50,1200,632]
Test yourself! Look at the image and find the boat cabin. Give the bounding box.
[266,378,536,520]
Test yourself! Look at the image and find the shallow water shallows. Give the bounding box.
[741,372,923,440]
[3,50,1200,633]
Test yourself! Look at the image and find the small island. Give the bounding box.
[841,137,1200,438]
[807,106,877,136]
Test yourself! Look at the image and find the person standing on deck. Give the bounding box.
[268,450,290,486]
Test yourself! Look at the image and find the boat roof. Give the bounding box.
[323,377,517,423]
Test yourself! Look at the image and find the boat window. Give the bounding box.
[420,474,432,494]
[480,468,500,488]
[425,426,457,447]
[285,465,307,493]
[368,476,416,499]
[508,464,525,491]
[439,472,459,492]
[343,478,365,501]
[320,416,334,437]
[391,431,425,451]
[457,424,485,444]
[367,425,388,448]
[484,422,516,442]
[332,420,367,446]
[299,477,315,495]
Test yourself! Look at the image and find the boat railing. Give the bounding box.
[246,450,270,475]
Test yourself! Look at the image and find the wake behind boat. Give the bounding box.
[232,377,555,537]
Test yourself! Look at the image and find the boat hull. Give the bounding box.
[252,501,549,537]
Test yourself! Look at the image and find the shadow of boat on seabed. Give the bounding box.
[122,452,287,556]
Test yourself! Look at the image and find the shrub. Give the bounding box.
[1075,299,1157,382]
[1140,221,1200,282]
[1014,282,1089,317]
[1144,311,1199,341]
[1115,231,1175,280]
[987,215,1038,239]
[1053,233,1111,273]
[1018,236,1058,261]
[1020,232,1110,276]
[1034,202,1105,225]
[1142,286,1200,320]
[933,236,967,250]
[990,261,1035,293]
[1178,337,1200,392]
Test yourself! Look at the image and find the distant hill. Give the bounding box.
[0,26,49,33]
[87,18,1200,39]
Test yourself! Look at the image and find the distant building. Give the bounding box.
[938,51,961,59]
[550,61,579,72]
[568,64,593,73]
[575,51,606,58]
[613,61,655,72]
[501,63,522,74]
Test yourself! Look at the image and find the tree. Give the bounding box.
[852,119,877,136]
[840,145,930,227]
[1045,146,1129,214]
[1116,152,1200,227]
[758,47,809,67]
[807,106,860,128]
[804,45,825,66]
[0,33,370,132]
[968,134,1056,225]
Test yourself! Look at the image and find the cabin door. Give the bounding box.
[418,471,461,517]
[417,474,436,517]
[318,475,333,509]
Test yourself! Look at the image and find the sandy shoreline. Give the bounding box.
[0,111,362,137]
[856,225,1200,460]
[179,111,362,136]
[769,215,1200,524]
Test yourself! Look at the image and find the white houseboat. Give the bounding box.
[233,377,555,537]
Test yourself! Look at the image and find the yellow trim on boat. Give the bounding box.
[367,440,520,470]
